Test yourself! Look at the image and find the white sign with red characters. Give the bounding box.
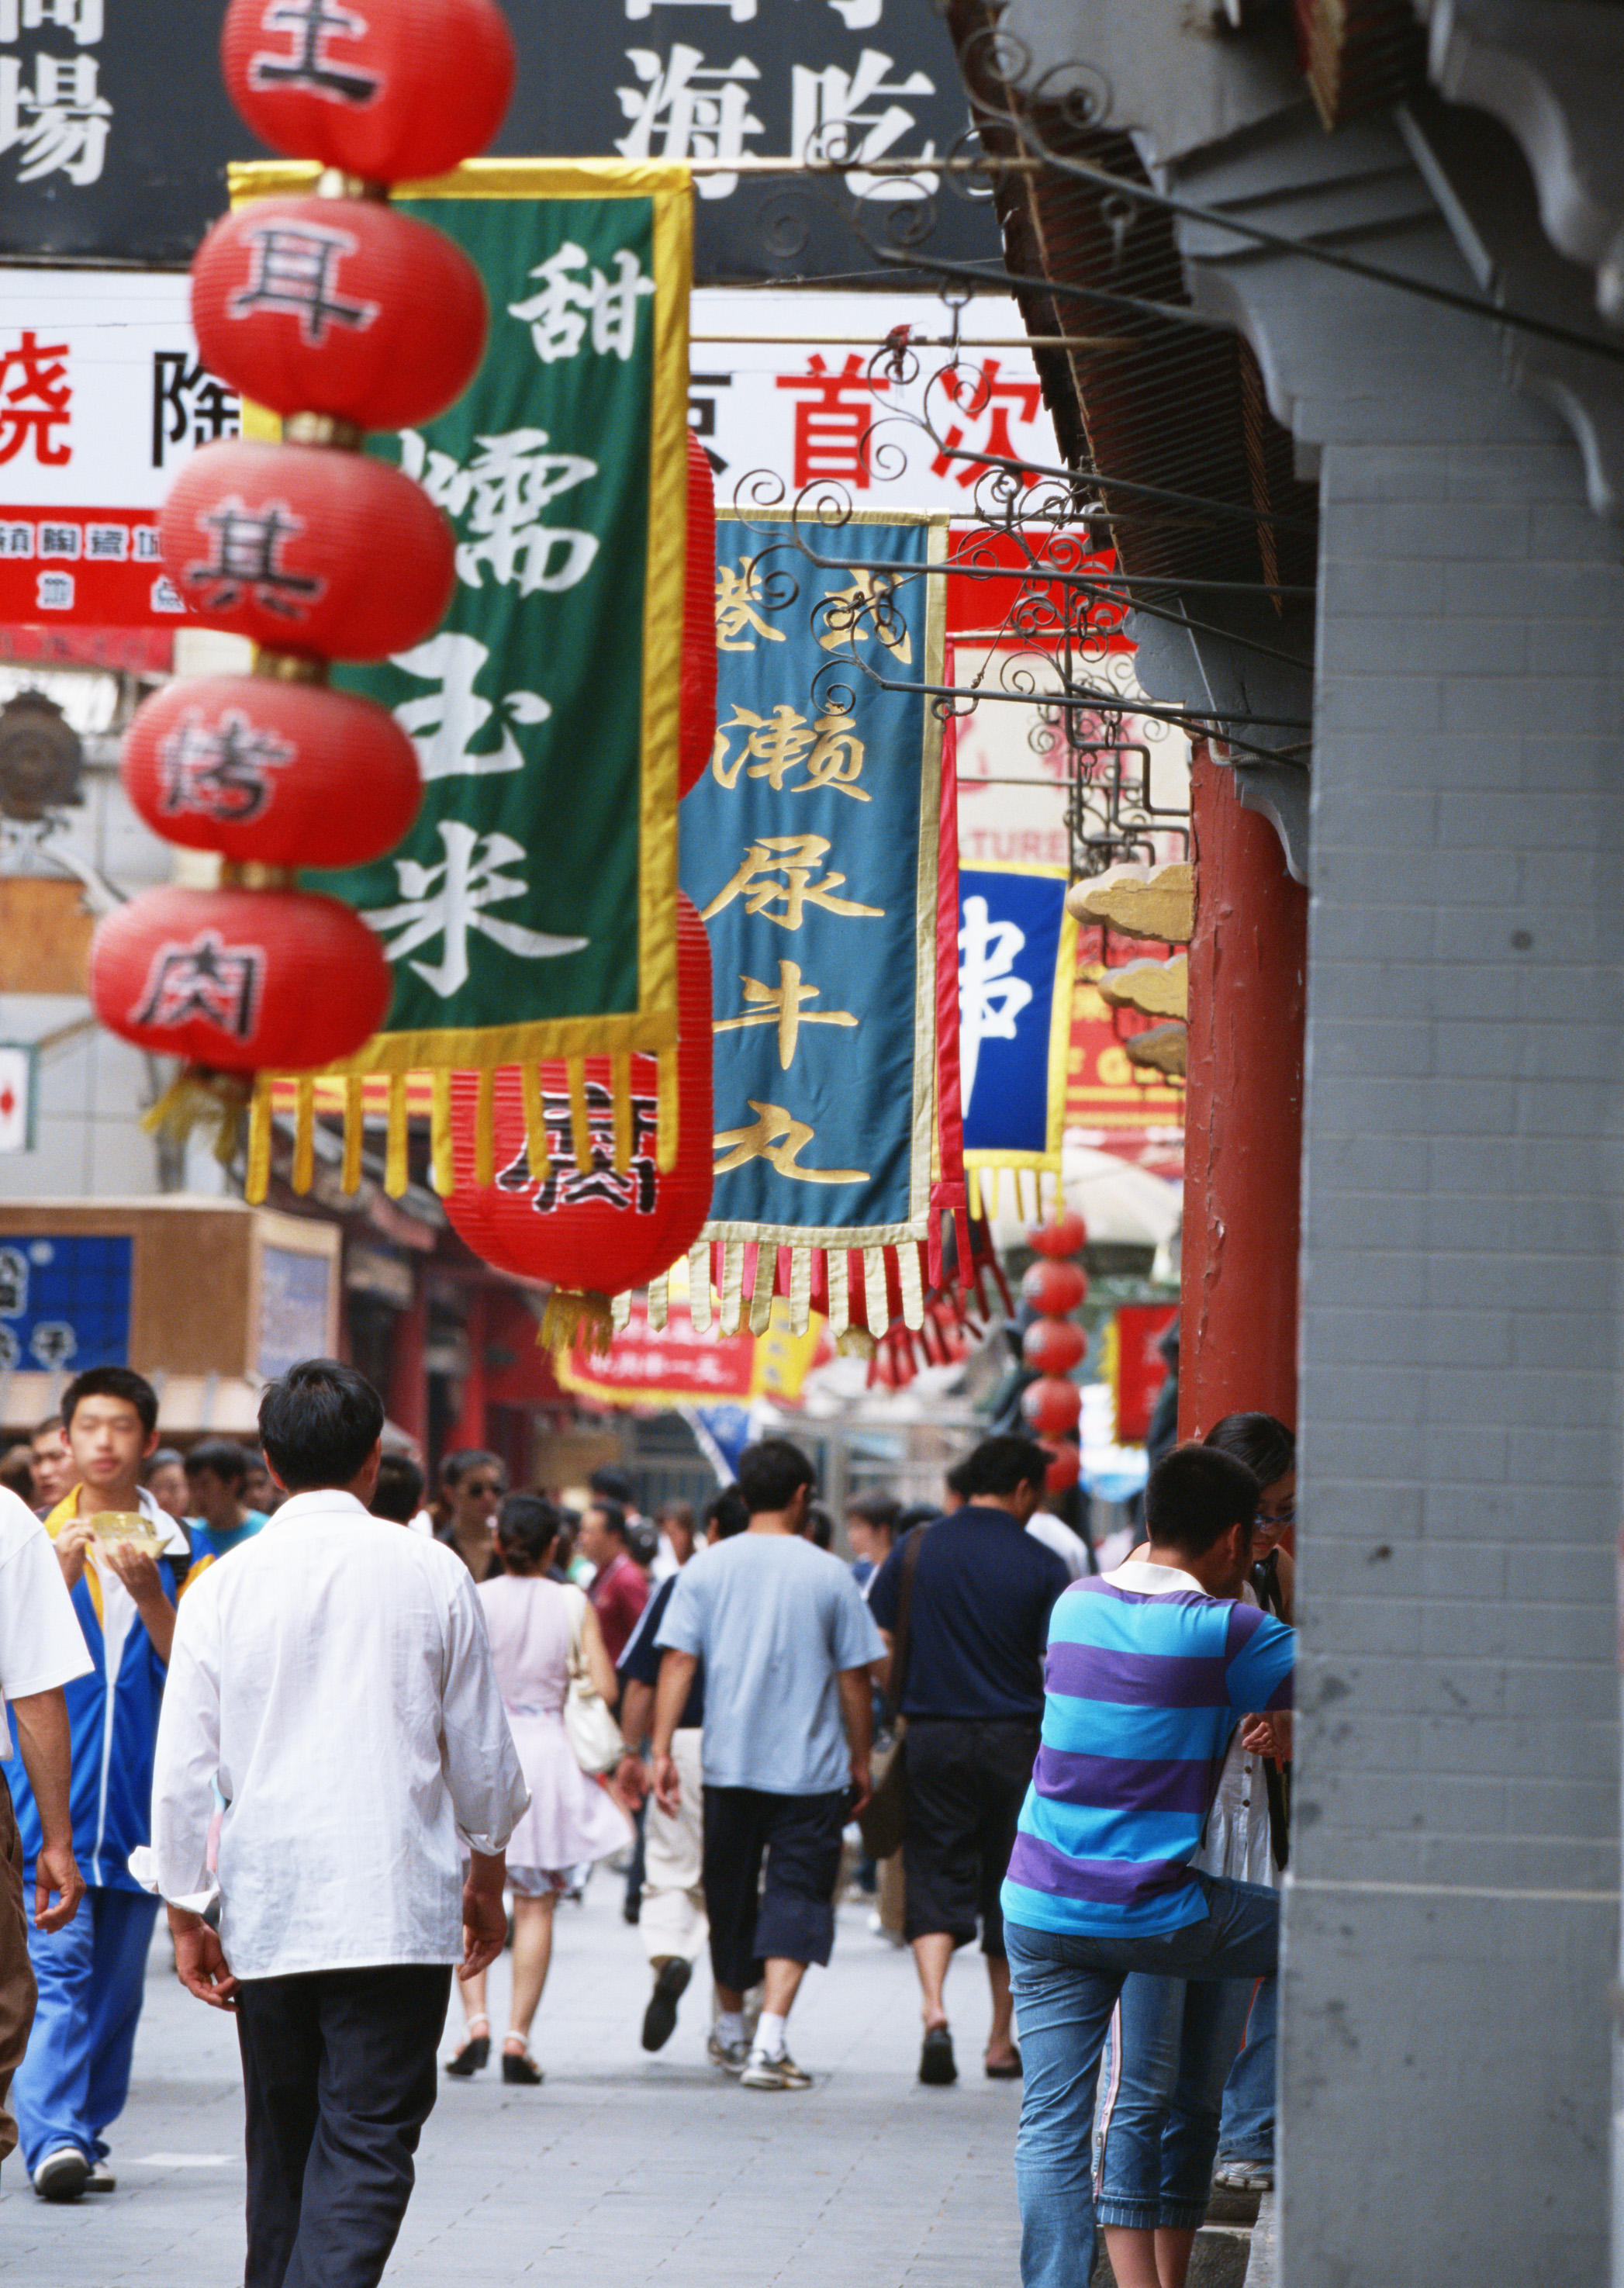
[0,266,238,627]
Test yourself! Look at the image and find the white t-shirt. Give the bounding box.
[0,1484,92,1760]
[1026,1510,1090,1581]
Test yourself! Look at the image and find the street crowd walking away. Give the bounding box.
[0,1356,1296,2288]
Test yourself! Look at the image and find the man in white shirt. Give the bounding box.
[150,1359,528,2288]
[0,1486,92,2183]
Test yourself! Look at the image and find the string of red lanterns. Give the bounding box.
[1020,1226,1090,1493]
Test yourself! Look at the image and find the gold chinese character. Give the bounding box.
[715,555,787,652]
[712,703,869,800]
[817,571,912,664]
[715,959,859,1070]
[714,1100,869,1184]
[796,707,868,801]
[701,835,884,931]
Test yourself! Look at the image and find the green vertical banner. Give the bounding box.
[236,161,690,1124]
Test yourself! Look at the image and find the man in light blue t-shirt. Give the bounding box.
[652,1438,883,2092]
[181,1441,269,1581]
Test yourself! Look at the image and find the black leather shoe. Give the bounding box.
[641,1956,693,2053]
[920,2027,958,2086]
[444,2029,489,2078]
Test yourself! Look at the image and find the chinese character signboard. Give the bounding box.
[681,506,955,1342]
[240,161,689,1150]
[0,1041,35,1150]
[0,1230,131,1371]
[0,1,992,282]
[1067,932,1187,1177]
[1114,1301,1178,1444]
[0,268,238,627]
[957,862,1076,1220]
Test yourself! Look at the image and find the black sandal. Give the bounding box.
[444,2016,490,2077]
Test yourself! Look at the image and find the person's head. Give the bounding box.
[955,1434,1049,1524]
[735,1437,817,1527]
[579,1498,628,1571]
[803,1501,835,1551]
[845,1490,900,1566]
[1204,1414,1296,1554]
[495,1492,561,1576]
[184,1438,252,1531]
[705,1484,749,1543]
[0,1444,34,1503]
[258,1359,384,1500]
[444,1450,505,1533]
[145,1446,189,1522]
[370,1451,425,1525]
[943,1457,973,1509]
[1144,1442,1261,1598]
[29,1413,72,1509]
[658,1497,697,1567]
[589,1463,636,1512]
[897,1501,942,1537]
[61,1369,159,1502]
[240,1447,278,1514]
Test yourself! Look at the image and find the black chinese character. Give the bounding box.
[248,0,381,105]
[229,220,379,347]
[496,1083,660,1215]
[158,707,295,824]
[153,352,240,471]
[130,930,264,1040]
[185,496,323,619]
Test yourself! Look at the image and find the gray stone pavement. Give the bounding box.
[2,1883,1024,2287]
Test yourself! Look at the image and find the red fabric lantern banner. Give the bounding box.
[1043,1441,1082,1495]
[90,885,391,1073]
[442,897,714,1350]
[1022,1316,1087,1377]
[679,427,717,798]
[1021,1375,1083,1436]
[1027,1211,1088,1260]
[192,196,489,433]
[1021,1258,1088,1317]
[161,439,454,660]
[122,676,420,868]
[221,0,516,185]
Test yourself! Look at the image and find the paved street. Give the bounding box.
[4,1882,1023,2288]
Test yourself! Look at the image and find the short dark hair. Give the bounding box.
[657,1497,696,1530]
[957,1435,1049,1501]
[496,1492,561,1572]
[705,1485,750,1540]
[588,1497,628,1544]
[371,1452,425,1523]
[62,1366,157,1438]
[803,1502,835,1551]
[736,1437,816,1516]
[443,1449,503,1492]
[846,1491,901,1533]
[589,1463,635,1505]
[897,1501,943,1536]
[32,1413,64,1440]
[944,1457,973,1502]
[1145,1443,1261,1560]
[258,1359,384,1494]
[1204,1413,1294,1492]
[185,1438,250,1491]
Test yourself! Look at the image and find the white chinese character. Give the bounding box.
[390,631,550,783]
[401,427,599,597]
[364,821,587,999]
[627,0,754,16]
[828,0,882,22]
[35,568,71,609]
[0,52,112,184]
[150,574,184,613]
[507,240,655,365]
[133,525,160,560]
[0,0,102,42]
[0,521,31,555]
[790,46,937,198]
[615,43,763,200]
[958,894,1031,1113]
[85,520,125,558]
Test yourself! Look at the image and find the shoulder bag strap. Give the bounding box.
[883,1522,929,1718]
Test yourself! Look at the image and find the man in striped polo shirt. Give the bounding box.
[1001,1443,1295,2288]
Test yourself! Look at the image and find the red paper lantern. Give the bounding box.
[221,0,516,185]
[192,197,488,433]
[1022,1375,1082,1436]
[1043,1441,1082,1495]
[1027,1211,1088,1260]
[679,427,717,797]
[1021,1259,1087,1316]
[89,883,391,1072]
[122,676,420,868]
[161,439,453,659]
[443,896,714,1301]
[1022,1316,1087,1377]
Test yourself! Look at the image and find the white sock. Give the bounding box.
[755,2010,787,2060]
[716,2010,745,2048]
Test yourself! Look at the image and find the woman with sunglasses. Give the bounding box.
[435,1451,507,1581]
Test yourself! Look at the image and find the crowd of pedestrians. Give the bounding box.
[0,1349,1296,2288]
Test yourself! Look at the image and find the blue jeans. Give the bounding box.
[13,1885,161,2173]
[1218,1973,1276,2164]
[1095,1973,1255,2228]
[1006,1875,1280,2288]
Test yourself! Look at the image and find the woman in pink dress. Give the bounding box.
[445,1495,630,2083]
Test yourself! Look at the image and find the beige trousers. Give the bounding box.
[0,1772,37,2166]
[641,1728,708,1966]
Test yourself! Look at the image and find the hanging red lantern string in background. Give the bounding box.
[1022,1212,1090,1498]
[91,0,516,1150]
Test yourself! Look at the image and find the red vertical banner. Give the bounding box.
[1115,1302,1179,1443]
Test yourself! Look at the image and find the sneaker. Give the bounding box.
[641,1956,692,2053]
[707,2031,751,2074]
[741,2047,811,2090]
[1214,2158,1274,2193]
[33,2147,89,2201]
[85,2160,116,2193]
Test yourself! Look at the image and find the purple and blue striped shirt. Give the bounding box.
[1001,1560,1295,1937]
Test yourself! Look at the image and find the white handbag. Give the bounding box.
[562,1586,624,1776]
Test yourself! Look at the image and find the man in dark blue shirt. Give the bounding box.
[869,1435,1068,2086]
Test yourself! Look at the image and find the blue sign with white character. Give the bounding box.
[0,1234,133,1374]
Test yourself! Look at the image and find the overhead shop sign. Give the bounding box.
[0,0,994,279]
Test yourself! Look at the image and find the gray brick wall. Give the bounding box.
[1288,428,1624,2283]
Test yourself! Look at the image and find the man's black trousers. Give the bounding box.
[237,1962,452,2288]
[703,1785,846,1993]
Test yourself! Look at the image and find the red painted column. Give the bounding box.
[446,1283,489,1454]
[1178,743,1308,1438]
[386,1277,429,1450]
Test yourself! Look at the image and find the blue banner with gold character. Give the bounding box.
[958,862,1076,1219]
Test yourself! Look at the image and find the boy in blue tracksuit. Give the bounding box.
[3,1365,181,2203]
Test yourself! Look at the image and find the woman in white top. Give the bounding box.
[446,1495,630,2084]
